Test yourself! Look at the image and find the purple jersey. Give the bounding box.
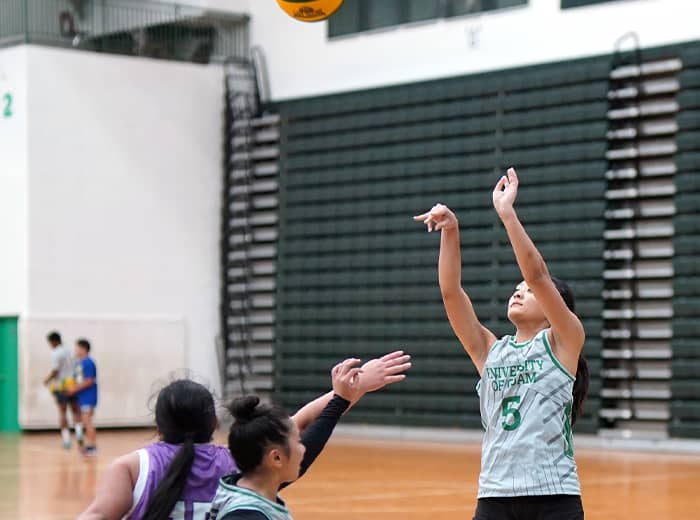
[127,442,236,520]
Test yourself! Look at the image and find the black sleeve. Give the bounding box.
[280,393,350,489]
[220,510,269,520]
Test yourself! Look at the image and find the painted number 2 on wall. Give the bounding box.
[2,92,13,119]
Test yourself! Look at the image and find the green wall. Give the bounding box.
[670,43,700,439]
[270,39,700,438]
[0,317,19,432]
[273,54,610,432]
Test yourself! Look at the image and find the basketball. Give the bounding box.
[63,376,75,392]
[49,376,75,395]
[275,0,344,23]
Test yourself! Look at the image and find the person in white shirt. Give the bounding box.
[43,331,83,449]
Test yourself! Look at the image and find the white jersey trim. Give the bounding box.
[542,329,576,381]
[128,449,150,517]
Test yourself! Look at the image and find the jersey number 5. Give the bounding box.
[501,396,522,431]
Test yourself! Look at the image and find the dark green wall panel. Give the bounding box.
[273,41,700,439]
[671,42,700,439]
[273,52,610,432]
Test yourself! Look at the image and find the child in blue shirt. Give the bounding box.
[68,338,98,456]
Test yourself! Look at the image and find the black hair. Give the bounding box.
[551,277,589,427]
[76,338,91,352]
[141,380,217,520]
[47,331,61,344]
[227,395,292,474]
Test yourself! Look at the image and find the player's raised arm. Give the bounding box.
[492,167,585,374]
[414,204,496,375]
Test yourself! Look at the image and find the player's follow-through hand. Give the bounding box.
[413,203,458,232]
[492,167,519,217]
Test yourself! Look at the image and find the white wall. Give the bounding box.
[176,0,700,100]
[19,46,224,427]
[0,46,28,316]
[20,317,186,427]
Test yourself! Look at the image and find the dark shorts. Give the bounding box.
[473,495,584,520]
[54,392,77,405]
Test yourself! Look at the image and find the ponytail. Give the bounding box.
[571,354,589,426]
[141,437,196,520]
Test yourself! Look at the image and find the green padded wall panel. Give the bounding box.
[670,42,700,439]
[273,53,611,433]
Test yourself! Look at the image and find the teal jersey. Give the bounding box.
[210,475,293,520]
[476,330,581,498]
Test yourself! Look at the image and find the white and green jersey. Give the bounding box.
[476,329,581,498]
[210,475,293,520]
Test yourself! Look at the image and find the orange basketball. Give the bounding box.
[275,0,345,23]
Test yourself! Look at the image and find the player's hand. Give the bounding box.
[357,350,411,394]
[331,358,363,403]
[413,203,458,232]
[493,167,519,217]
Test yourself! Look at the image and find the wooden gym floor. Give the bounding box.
[1,429,699,519]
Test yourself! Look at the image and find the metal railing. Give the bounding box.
[0,0,249,63]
